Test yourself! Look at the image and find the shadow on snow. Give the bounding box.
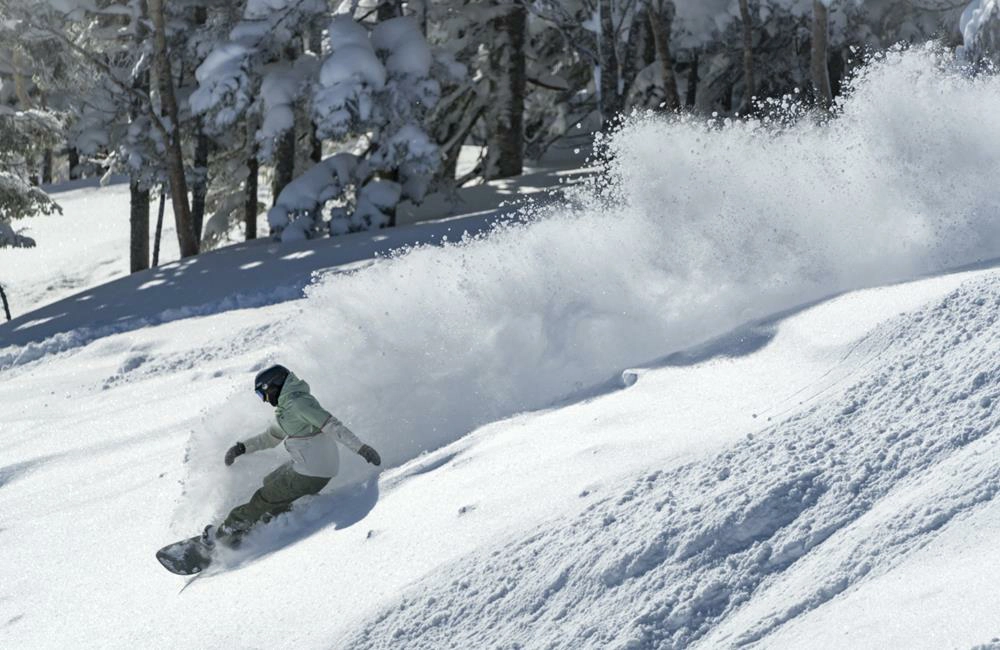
[210,478,381,574]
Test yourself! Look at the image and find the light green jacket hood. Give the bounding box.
[241,372,365,478]
[274,373,330,439]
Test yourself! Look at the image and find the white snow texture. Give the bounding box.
[3,47,1000,650]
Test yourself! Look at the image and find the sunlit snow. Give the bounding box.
[2,49,1000,650]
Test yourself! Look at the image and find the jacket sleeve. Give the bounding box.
[241,423,284,453]
[297,394,365,453]
[321,415,365,453]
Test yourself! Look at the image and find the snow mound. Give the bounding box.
[340,273,1000,649]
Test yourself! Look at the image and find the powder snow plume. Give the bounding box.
[277,46,1000,481]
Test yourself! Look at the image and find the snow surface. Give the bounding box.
[0,178,180,317]
[3,48,1000,649]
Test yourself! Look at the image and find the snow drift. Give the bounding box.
[256,47,1000,481]
[342,273,1000,649]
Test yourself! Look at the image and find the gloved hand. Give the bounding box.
[224,442,246,466]
[358,444,381,466]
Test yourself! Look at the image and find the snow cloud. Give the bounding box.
[286,47,1000,482]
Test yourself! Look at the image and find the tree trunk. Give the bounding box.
[436,93,483,188]
[649,1,681,112]
[130,180,150,273]
[598,0,621,125]
[374,1,405,223]
[42,149,53,184]
[811,0,833,110]
[308,16,324,164]
[686,51,699,108]
[738,0,756,114]
[621,7,648,108]
[0,283,11,321]
[129,13,150,274]
[271,129,295,206]
[271,39,300,204]
[12,49,33,108]
[829,47,846,97]
[643,8,657,69]
[191,122,209,242]
[190,5,209,242]
[416,0,428,35]
[486,1,526,178]
[381,169,400,228]
[721,82,734,114]
[153,188,166,267]
[246,145,259,241]
[68,147,80,180]
[442,151,458,185]
[148,0,197,257]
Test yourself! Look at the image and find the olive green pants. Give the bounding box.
[220,462,330,543]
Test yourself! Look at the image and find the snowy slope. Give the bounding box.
[0,178,180,318]
[2,258,998,649]
[3,48,1000,649]
[340,272,1000,650]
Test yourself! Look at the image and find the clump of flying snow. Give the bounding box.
[180,46,1000,537]
[233,46,1000,489]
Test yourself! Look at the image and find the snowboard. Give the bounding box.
[156,535,215,575]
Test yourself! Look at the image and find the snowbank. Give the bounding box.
[344,273,1000,649]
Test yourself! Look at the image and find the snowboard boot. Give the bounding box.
[201,525,218,549]
[204,523,244,549]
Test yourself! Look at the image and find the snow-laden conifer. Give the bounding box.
[0,107,62,248]
[961,0,1000,65]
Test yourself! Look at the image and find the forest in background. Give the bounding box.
[0,0,994,274]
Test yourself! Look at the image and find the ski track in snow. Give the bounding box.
[342,275,1000,650]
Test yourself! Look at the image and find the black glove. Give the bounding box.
[224,442,246,466]
[358,444,381,466]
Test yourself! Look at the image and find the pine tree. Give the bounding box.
[0,108,62,248]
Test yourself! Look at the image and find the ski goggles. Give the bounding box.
[255,388,267,401]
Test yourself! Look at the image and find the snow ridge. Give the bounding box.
[341,273,1000,649]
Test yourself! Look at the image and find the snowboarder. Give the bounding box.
[204,364,382,548]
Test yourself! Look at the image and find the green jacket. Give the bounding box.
[241,373,364,478]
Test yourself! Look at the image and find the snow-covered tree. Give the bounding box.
[961,0,1000,65]
[0,0,977,262]
[277,12,449,238]
[0,106,62,248]
[191,0,333,242]
[0,102,61,321]
[1,0,212,262]
[194,4,456,242]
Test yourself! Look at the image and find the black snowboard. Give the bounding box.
[156,535,214,575]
